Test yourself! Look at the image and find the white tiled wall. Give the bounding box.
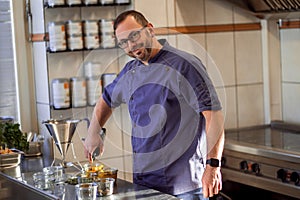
[280,28,300,123]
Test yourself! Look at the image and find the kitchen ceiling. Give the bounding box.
[225,0,300,19]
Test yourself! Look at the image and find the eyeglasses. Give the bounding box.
[117,26,147,49]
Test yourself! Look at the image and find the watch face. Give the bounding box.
[207,158,220,167]
[211,159,219,167]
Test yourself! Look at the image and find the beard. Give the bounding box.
[128,36,153,62]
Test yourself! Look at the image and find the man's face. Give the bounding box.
[115,16,153,62]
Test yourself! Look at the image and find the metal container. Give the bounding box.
[24,142,42,157]
[51,78,70,109]
[70,77,87,107]
[87,76,102,106]
[0,152,21,168]
[75,183,97,200]
[48,22,67,52]
[0,116,14,123]
[95,178,115,196]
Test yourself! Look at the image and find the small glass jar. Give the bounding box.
[32,171,55,191]
[75,183,97,200]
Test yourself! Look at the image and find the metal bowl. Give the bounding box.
[0,152,21,168]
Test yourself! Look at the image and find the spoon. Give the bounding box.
[66,162,83,172]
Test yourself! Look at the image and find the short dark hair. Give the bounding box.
[113,10,149,32]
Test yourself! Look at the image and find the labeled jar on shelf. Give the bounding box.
[115,0,130,4]
[65,0,82,6]
[87,76,102,106]
[101,32,116,48]
[82,0,98,5]
[66,20,83,36]
[46,0,65,7]
[83,20,100,49]
[70,77,87,107]
[66,20,83,50]
[48,22,67,52]
[51,78,70,109]
[99,0,115,5]
[99,19,114,34]
[67,34,84,50]
[83,20,99,35]
[99,19,115,48]
[84,34,100,49]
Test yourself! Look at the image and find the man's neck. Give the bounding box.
[141,39,163,65]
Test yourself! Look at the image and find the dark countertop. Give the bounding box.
[0,156,179,200]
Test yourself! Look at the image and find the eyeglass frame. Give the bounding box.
[117,25,148,49]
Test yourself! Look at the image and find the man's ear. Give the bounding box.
[147,24,156,37]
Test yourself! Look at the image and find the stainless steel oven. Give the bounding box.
[221,121,300,199]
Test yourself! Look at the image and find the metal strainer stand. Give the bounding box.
[43,119,88,168]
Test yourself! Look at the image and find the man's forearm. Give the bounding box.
[202,110,225,160]
[89,96,112,135]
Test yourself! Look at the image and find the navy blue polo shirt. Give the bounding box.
[102,39,222,195]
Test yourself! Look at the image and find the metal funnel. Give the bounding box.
[42,119,81,159]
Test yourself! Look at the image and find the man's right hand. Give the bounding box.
[84,131,104,159]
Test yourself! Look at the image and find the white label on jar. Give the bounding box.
[67,36,83,50]
[101,34,115,48]
[48,23,66,51]
[83,21,99,35]
[87,77,102,106]
[52,81,70,109]
[99,20,114,33]
[71,78,87,107]
[49,40,67,52]
[66,21,82,36]
[66,0,81,5]
[84,35,100,49]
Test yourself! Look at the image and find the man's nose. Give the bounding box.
[127,39,137,49]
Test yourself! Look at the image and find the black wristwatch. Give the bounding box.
[206,158,220,167]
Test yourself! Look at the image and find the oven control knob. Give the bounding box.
[251,163,260,175]
[290,172,300,185]
[277,169,288,182]
[240,160,248,172]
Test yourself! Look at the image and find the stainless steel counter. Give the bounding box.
[222,121,300,199]
[0,156,179,200]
